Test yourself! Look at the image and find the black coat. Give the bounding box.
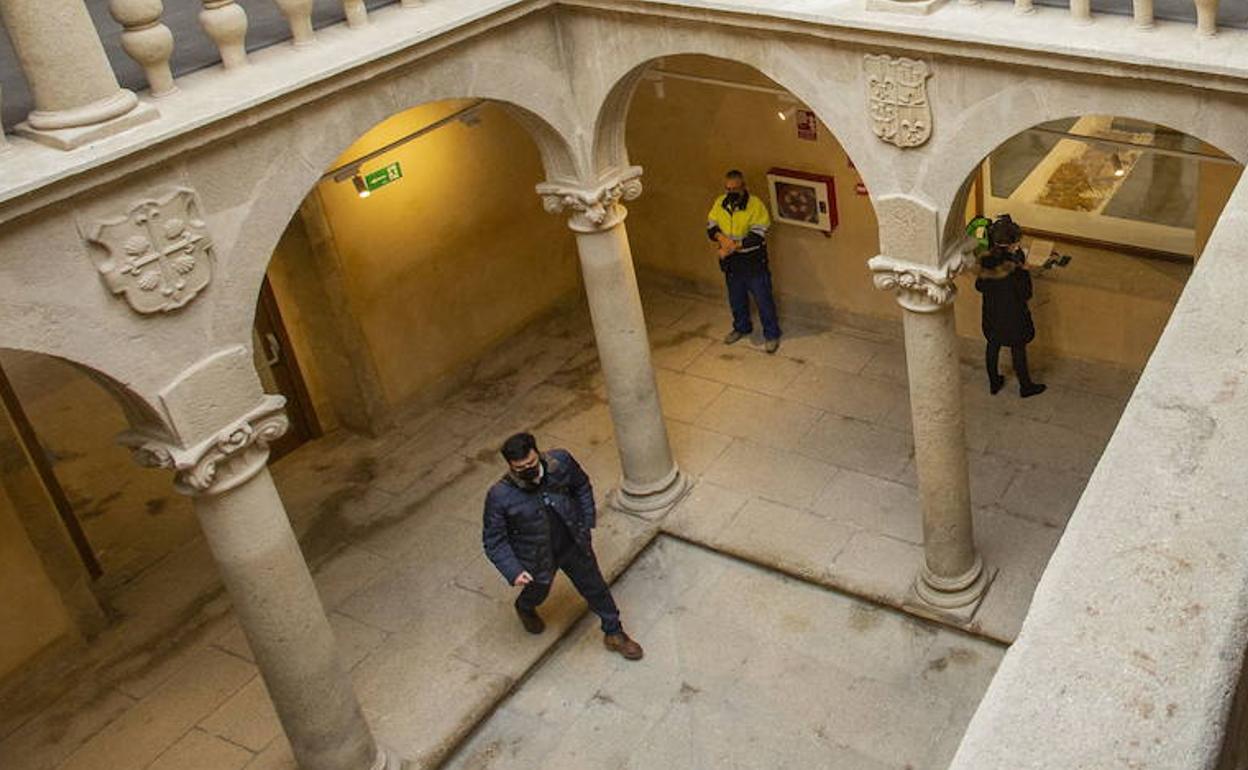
[975,265,1036,346]
[482,449,596,585]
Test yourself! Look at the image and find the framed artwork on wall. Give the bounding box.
[766,168,838,233]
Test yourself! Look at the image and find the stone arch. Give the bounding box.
[209,55,583,357]
[915,77,1248,233]
[0,346,163,431]
[587,43,894,198]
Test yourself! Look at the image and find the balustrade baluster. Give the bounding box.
[1071,0,1092,23]
[343,0,368,28]
[400,0,423,7]
[1194,0,1218,36]
[109,0,177,96]
[1132,0,1154,27]
[0,85,9,153]
[274,0,315,46]
[200,1,248,69]
[1015,0,1035,14]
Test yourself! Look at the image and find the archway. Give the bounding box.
[939,114,1243,639]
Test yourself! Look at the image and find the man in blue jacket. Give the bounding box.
[482,432,643,660]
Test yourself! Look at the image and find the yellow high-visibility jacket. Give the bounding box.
[706,193,771,254]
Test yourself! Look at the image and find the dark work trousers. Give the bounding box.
[515,543,623,634]
[986,341,1035,387]
[725,265,782,341]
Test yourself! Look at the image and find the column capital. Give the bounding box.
[536,166,643,233]
[119,395,289,496]
[869,236,975,313]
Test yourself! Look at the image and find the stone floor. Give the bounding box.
[443,537,1005,770]
[0,281,1139,770]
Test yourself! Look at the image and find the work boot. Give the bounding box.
[604,632,644,660]
[723,330,746,345]
[1020,382,1047,399]
[764,338,780,355]
[989,374,1005,395]
[515,605,545,635]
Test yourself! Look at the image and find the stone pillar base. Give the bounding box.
[904,558,996,626]
[610,467,690,519]
[15,100,159,150]
[372,745,407,770]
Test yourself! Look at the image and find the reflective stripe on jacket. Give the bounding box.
[707,193,771,253]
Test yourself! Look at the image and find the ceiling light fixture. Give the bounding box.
[353,173,370,198]
[1112,155,1125,177]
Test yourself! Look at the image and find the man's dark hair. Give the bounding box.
[725,169,745,181]
[500,432,538,462]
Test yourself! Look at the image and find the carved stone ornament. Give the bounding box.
[864,54,932,148]
[119,395,289,496]
[83,187,215,314]
[868,254,967,313]
[535,167,644,232]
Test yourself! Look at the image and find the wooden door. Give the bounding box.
[253,278,321,462]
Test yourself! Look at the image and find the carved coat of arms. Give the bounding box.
[864,54,932,148]
[84,188,214,314]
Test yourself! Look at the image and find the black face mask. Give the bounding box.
[723,191,745,209]
[516,463,542,483]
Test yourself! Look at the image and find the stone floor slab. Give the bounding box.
[442,537,1005,770]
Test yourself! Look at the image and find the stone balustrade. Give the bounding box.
[873,0,1222,34]
[0,0,406,150]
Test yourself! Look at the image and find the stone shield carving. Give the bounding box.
[84,187,214,314]
[864,55,932,148]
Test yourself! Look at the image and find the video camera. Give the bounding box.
[966,214,1072,273]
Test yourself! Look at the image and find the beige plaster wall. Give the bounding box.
[309,100,581,406]
[0,442,72,681]
[952,243,1191,371]
[625,57,897,328]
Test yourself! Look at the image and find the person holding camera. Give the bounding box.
[975,215,1046,399]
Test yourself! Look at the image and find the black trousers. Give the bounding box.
[516,544,622,634]
[986,341,1035,388]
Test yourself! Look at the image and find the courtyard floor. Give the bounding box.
[0,280,1138,770]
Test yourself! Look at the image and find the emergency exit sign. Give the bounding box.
[364,162,403,192]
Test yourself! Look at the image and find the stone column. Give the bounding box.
[122,395,399,770]
[869,254,989,620]
[1132,0,1154,28]
[0,0,157,149]
[536,168,688,516]
[1070,0,1093,23]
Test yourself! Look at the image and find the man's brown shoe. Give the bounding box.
[515,605,545,635]
[604,632,644,660]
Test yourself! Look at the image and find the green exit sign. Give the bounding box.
[364,162,403,192]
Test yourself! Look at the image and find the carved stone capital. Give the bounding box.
[119,395,289,496]
[536,167,643,233]
[869,254,967,313]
